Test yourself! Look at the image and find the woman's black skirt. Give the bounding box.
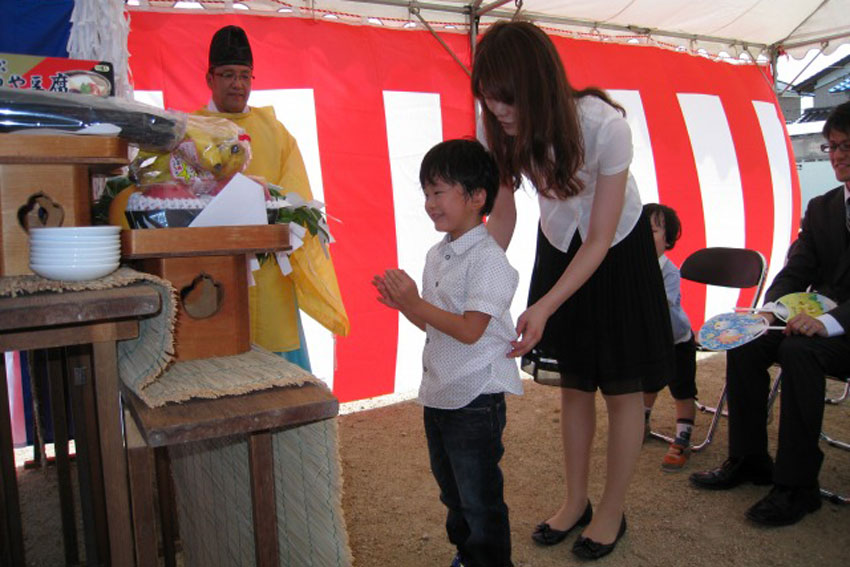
[522,211,674,395]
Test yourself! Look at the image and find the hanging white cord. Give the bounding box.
[67,0,131,99]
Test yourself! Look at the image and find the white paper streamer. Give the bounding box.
[276,252,293,276]
[67,0,131,99]
[246,256,260,286]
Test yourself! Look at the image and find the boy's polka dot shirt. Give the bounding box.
[418,224,523,409]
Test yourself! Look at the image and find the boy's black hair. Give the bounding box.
[823,100,850,138]
[644,203,682,250]
[419,138,499,216]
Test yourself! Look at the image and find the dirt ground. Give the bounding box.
[340,353,850,566]
[15,353,850,566]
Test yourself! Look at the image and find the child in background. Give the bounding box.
[642,203,698,471]
[373,139,522,567]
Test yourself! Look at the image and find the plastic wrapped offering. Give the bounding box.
[101,115,252,229]
[0,87,186,151]
[130,115,251,191]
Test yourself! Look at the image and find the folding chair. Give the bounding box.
[648,247,767,451]
[820,375,850,504]
[822,375,850,452]
[770,373,850,446]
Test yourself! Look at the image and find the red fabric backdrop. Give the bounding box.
[127,11,800,402]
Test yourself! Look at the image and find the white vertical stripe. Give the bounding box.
[250,89,334,388]
[249,89,324,202]
[608,89,659,205]
[678,93,746,319]
[752,101,794,296]
[384,91,444,395]
[133,90,164,109]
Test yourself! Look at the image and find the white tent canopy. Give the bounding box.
[131,0,850,60]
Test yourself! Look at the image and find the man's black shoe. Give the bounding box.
[746,485,821,526]
[689,457,773,490]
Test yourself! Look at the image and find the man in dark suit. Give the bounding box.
[689,101,850,526]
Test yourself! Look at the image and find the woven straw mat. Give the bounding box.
[0,267,176,398]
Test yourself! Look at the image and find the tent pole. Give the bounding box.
[469,19,477,60]
[769,46,779,89]
[470,7,480,133]
[777,48,824,96]
[410,6,471,77]
[477,0,514,18]
[335,0,772,57]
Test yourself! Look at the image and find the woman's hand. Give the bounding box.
[509,302,551,357]
[508,170,628,358]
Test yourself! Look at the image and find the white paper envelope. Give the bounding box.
[189,173,267,227]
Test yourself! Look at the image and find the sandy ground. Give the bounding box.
[339,353,850,566]
[14,353,850,566]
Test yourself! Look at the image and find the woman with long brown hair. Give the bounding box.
[473,21,673,560]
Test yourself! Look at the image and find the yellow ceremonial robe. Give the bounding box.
[195,106,349,351]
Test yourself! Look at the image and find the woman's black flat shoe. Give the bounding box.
[531,501,593,546]
[571,515,627,560]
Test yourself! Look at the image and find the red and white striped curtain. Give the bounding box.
[127,11,800,402]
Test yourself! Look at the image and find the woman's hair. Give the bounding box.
[643,203,682,250]
[472,21,624,199]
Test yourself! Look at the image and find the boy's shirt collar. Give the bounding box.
[658,253,669,269]
[442,223,488,255]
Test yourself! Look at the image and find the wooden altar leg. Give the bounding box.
[45,347,80,565]
[124,409,158,567]
[249,431,278,567]
[91,340,134,567]
[0,353,25,566]
[155,447,178,567]
[67,345,107,566]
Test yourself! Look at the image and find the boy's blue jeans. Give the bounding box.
[424,393,513,567]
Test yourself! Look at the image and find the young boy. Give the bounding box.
[373,139,522,567]
[642,203,698,471]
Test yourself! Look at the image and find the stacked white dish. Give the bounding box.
[29,226,121,281]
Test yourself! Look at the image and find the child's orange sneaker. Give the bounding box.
[661,442,691,471]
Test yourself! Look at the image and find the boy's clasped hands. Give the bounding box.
[373,269,419,312]
[374,268,535,358]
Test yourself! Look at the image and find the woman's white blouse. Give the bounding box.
[538,96,642,252]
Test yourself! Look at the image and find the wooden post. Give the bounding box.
[0,353,25,566]
[92,340,134,566]
[45,347,79,564]
[249,431,279,567]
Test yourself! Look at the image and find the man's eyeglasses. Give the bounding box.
[820,141,850,153]
[213,71,254,83]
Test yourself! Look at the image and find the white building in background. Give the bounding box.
[783,54,850,212]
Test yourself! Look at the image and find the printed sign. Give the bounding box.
[0,53,113,96]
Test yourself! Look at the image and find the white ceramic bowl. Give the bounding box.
[30,234,120,245]
[30,241,121,253]
[30,226,121,237]
[30,262,119,281]
[31,250,120,262]
[31,259,120,268]
[30,245,120,256]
